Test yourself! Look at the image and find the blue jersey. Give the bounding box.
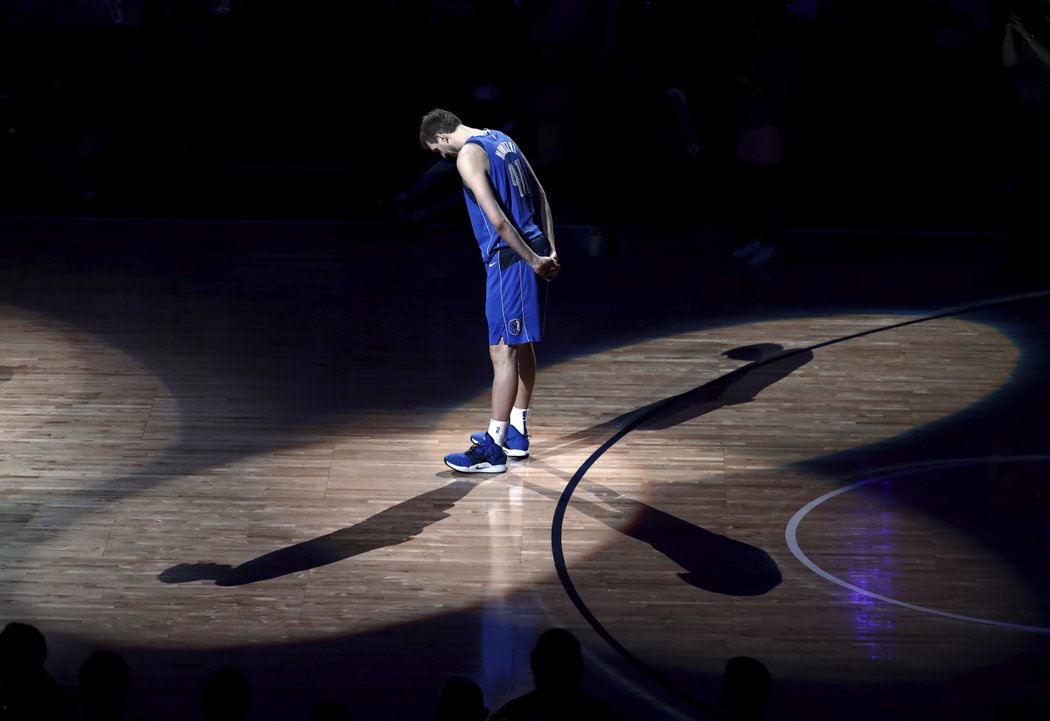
[462,129,545,263]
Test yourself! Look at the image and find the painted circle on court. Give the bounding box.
[786,456,1050,635]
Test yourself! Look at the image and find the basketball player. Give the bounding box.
[419,108,560,473]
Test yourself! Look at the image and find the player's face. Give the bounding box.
[427,135,457,159]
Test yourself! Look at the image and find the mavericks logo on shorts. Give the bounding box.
[509,319,522,336]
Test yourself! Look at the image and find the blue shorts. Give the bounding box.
[485,237,549,346]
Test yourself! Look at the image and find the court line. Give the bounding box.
[784,456,1050,635]
[550,288,1050,717]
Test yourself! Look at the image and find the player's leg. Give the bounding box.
[451,250,544,469]
[499,342,535,458]
[444,345,511,472]
[500,250,544,458]
[515,342,536,410]
[471,341,532,459]
[443,265,515,475]
[489,340,518,435]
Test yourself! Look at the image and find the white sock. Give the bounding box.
[488,419,507,445]
[511,407,529,435]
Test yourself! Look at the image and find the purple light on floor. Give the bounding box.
[847,503,896,660]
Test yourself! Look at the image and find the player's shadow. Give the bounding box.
[529,479,781,596]
[0,367,12,384]
[547,343,813,455]
[158,478,480,586]
[529,342,803,595]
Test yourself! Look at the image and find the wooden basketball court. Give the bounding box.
[0,217,1047,720]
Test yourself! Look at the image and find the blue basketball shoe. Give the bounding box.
[470,425,530,459]
[445,433,508,473]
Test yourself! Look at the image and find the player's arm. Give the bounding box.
[457,144,559,279]
[521,154,558,264]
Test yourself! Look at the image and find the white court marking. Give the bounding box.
[785,455,1050,635]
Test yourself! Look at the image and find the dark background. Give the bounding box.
[1,0,1047,235]
[2,4,1050,721]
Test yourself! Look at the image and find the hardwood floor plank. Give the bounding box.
[0,219,1047,721]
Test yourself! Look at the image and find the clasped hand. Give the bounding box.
[535,255,561,281]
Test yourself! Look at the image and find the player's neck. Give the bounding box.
[459,125,487,139]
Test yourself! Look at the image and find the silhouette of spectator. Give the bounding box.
[307,699,355,721]
[433,676,488,721]
[198,667,251,721]
[718,656,772,721]
[77,649,131,721]
[489,627,623,721]
[0,621,78,721]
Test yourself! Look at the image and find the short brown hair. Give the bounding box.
[419,108,462,148]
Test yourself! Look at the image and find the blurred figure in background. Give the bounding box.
[489,627,622,721]
[433,676,489,721]
[731,0,797,270]
[0,621,78,721]
[719,655,773,721]
[1000,0,1050,243]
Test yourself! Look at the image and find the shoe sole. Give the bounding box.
[444,460,507,473]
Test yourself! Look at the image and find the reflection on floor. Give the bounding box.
[0,217,1047,721]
